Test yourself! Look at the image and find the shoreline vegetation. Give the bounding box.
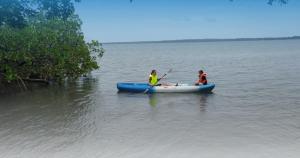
[0,0,104,93]
[105,36,300,44]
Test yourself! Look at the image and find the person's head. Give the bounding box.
[199,70,204,75]
[151,70,157,75]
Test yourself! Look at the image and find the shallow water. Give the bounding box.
[0,40,300,158]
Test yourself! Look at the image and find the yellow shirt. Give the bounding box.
[149,74,158,85]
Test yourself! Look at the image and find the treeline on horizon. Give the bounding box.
[0,0,104,89]
[129,0,288,5]
[107,36,300,44]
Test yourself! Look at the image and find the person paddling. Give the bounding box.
[195,70,207,85]
[149,70,162,86]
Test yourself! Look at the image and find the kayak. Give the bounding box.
[117,83,215,93]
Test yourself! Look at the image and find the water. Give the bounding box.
[0,40,300,158]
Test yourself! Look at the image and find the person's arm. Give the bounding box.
[202,75,207,84]
[195,78,200,85]
[149,76,152,84]
[202,75,207,82]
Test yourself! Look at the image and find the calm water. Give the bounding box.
[0,40,300,158]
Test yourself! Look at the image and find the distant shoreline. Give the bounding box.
[104,36,300,44]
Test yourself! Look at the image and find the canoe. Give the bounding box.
[117,83,215,93]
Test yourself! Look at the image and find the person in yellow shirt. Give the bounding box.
[148,70,162,86]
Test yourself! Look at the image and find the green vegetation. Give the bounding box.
[267,0,288,5]
[0,0,104,87]
[130,0,288,5]
[230,0,288,5]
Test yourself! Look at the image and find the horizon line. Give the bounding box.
[103,36,300,44]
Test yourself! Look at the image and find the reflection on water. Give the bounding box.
[148,94,158,107]
[198,93,209,111]
[0,78,99,156]
[148,92,214,112]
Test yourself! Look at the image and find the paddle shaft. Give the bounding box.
[155,73,167,84]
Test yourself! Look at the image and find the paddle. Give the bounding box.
[144,69,173,93]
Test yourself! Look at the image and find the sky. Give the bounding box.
[75,0,300,43]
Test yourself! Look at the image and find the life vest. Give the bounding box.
[149,74,158,85]
[198,73,207,84]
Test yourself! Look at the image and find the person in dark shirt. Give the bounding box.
[195,70,207,85]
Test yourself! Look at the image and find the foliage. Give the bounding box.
[228,0,288,5]
[267,0,288,5]
[34,0,81,20]
[0,0,83,28]
[130,0,288,5]
[0,0,104,84]
[0,0,34,28]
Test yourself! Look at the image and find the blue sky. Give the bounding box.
[75,0,300,42]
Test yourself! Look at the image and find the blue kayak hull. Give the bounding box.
[117,83,215,93]
[117,83,151,93]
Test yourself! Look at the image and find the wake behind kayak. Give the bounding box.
[117,83,215,93]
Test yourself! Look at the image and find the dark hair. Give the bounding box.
[199,70,204,74]
[151,70,156,74]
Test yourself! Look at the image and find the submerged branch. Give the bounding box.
[22,78,50,84]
